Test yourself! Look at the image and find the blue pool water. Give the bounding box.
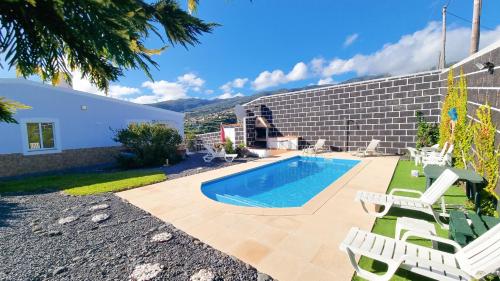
[201,156,360,208]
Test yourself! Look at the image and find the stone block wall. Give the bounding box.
[195,131,220,149]
[244,71,442,154]
[244,117,256,147]
[0,146,122,178]
[235,126,245,145]
[196,125,245,149]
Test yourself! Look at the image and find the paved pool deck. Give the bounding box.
[117,152,399,281]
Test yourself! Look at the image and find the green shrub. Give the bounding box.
[439,69,455,147]
[438,68,471,168]
[453,69,471,169]
[184,132,197,151]
[415,111,439,148]
[235,142,247,157]
[471,105,500,216]
[114,123,182,168]
[480,192,498,217]
[224,137,235,154]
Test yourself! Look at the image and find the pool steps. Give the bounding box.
[217,194,272,208]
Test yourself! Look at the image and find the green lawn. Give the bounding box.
[0,169,167,195]
[353,160,469,281]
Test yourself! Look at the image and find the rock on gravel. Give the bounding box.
[257,272,272,281]
[58,216,78,225]
[0,160,272,281]
[91,213,110,223]
[88,204,109,212]
[190,269,215,281]
[32,225,43,233]
[48,230,62,237]
[129,263,163,281]
[150,232,172,243]
[53,266,68,276]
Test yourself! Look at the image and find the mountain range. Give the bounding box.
[149,85,324,116]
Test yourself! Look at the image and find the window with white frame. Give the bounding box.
[25,122,56,151]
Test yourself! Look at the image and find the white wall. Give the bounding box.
[223,127,236,148]
[0,79,184,155]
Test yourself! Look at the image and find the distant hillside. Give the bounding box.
[149,84,325,116]
[150,98,219,112]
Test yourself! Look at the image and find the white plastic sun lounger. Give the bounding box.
[422,144,454,167]
[202,144,238,163]
[340,222,500,281]
[355,169,459,228]
[421,143,444,154]
[426,142,448,155]
[303,139,326,154]
[353,139,381,157]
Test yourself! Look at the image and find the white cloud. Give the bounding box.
[252,70,286,90]
[311,58,325,74]
[220,77,248,93]
[315,22,500,78]
[317,77,336,85]
[343,33,359,47]
[139,80,188,103]
[71,71,140,99]
[252,62,308,90]
[217,92,245,99]
[132,72,206,103]
[220,83,232,93]
[232,78,248,88]
[108,85,140,98]
[286,62,308,81]
[177,73,205,87]
[71,71,101,95]
[130,95,163,104]
[66,70,207,104]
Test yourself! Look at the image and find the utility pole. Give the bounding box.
[440,5,447,69]
[470,0,482,54]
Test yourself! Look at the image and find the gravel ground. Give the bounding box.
[0,156,271,281]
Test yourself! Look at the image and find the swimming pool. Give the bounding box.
[201,156,360,208]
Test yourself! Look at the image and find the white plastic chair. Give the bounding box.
[406,147,422,166]
[422,144,454,167]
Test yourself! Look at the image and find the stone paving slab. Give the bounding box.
[117,152,399,281]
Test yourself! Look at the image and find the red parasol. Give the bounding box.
[220,123,225,143]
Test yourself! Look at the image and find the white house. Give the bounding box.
[0,79,184,177]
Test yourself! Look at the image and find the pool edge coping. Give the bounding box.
[197,154,371,216]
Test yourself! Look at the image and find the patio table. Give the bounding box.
[449,210,500,246]
[423,165,484,211]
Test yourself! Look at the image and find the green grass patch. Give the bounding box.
[0,169,167,196]
[353,160,469,281]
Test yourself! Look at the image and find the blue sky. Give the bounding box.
[2,1,500,103]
